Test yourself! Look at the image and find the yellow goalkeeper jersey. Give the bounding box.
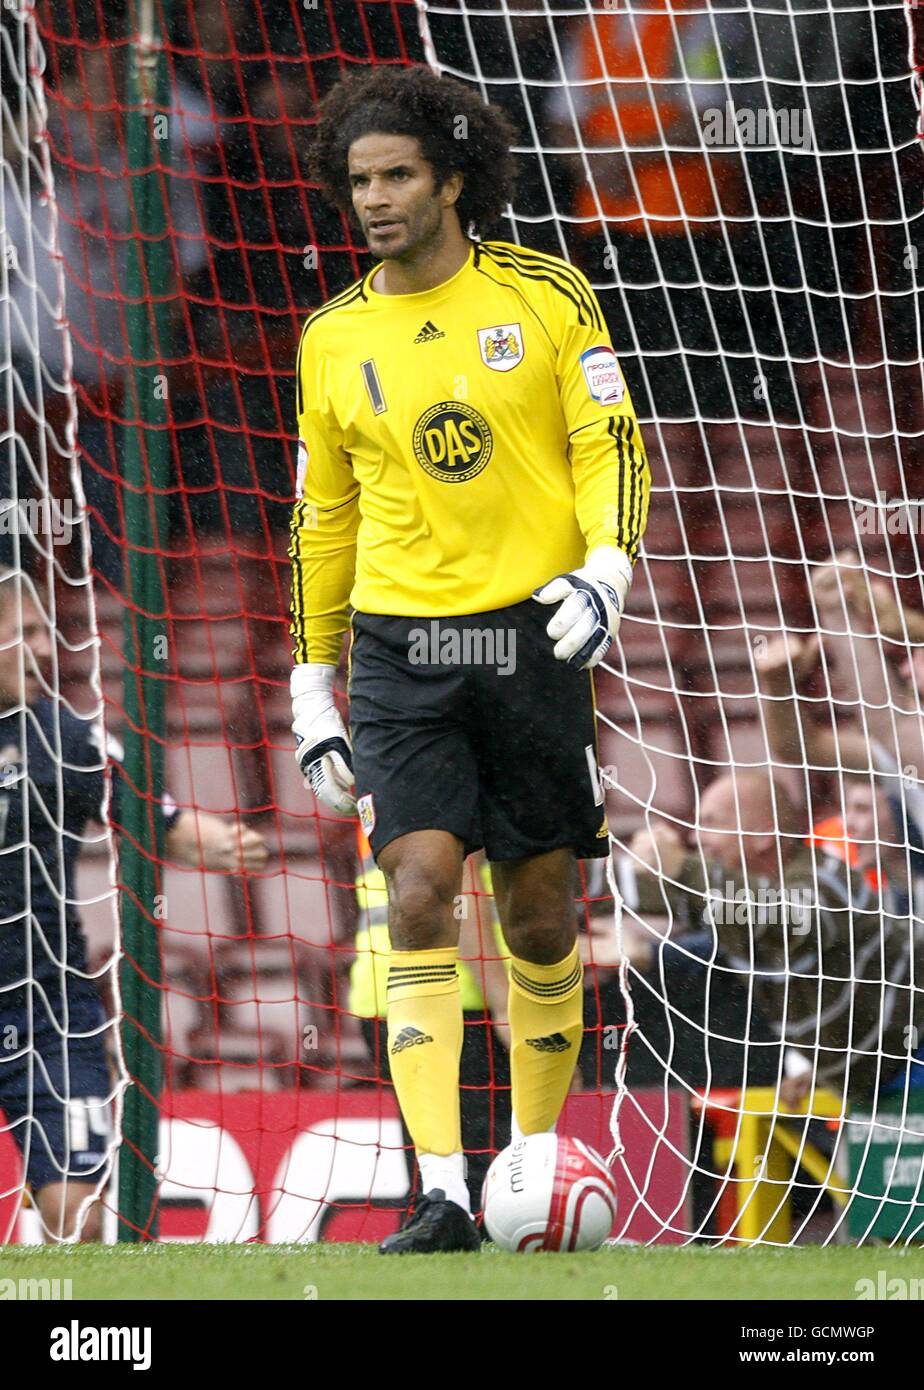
[290,239,650,664]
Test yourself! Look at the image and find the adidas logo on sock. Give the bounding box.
[525,1033,572,1053]
[391,1025,435,1054]
[414,320,445,343]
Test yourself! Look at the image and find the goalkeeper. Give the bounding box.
[290,66,650,1253]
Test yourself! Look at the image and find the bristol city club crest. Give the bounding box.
[478,322,524,371]
[357,793,376,835]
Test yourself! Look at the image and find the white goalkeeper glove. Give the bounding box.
[532,545,633,670]
[291,663,356,815]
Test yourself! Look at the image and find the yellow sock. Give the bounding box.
[386,947,463,1157]
[509,944,583,1136]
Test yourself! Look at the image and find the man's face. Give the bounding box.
[0,594,50,709]
[699,783,747,877]
[348,133,456,260]
[845,783,893,868]
[699,779,779,880]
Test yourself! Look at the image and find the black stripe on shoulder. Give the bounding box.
[479,242,602,331]
[295,279,367,415]
[482,240,591,295]
[472,257,557,351]
[303,279,367,335]
[295,317,311,417]
[506,246,603,332]
[480,244,591,327]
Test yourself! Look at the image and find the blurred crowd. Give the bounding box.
[584,548,924,1092]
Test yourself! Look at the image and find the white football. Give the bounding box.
[482,1133,618,1252]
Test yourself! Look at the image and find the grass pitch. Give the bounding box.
[2,1242,923,1301]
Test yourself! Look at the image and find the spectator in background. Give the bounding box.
[612,767,923,1105]
[1,82,47,576]
[0,566,267,1240]
[842,771,924,908]
[580,822,780,1096]
[755,557,924,1097]
[172,46,321,805]
[755,560,924,871]
[808,771,924,908]
[725,1,924,398]
[797,769,924,1099]
[177,0,256,119]
[178,65,314,544]
[811,554,924,834]
[2,23,215,584]
[549,1,799,423]
[696,768,922,1104]
[421,2,575,256]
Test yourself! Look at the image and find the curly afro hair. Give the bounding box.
[308,66,517,237]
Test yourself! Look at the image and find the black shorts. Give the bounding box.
[348,598,610,862]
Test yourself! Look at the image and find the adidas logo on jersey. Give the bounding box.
[391,1026,435,1054]
[525,1032,572,1053]
[414,320,445,343]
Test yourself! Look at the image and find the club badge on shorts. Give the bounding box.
[358,793,376,835]
[580,345,625,405]
[478,323,523,371]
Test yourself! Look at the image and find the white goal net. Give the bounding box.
[0,2,121,1243]
[421,0,924,1243]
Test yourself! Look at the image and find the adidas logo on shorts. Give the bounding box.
[391,1025,435,1054]
[525,1032,571,1053]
